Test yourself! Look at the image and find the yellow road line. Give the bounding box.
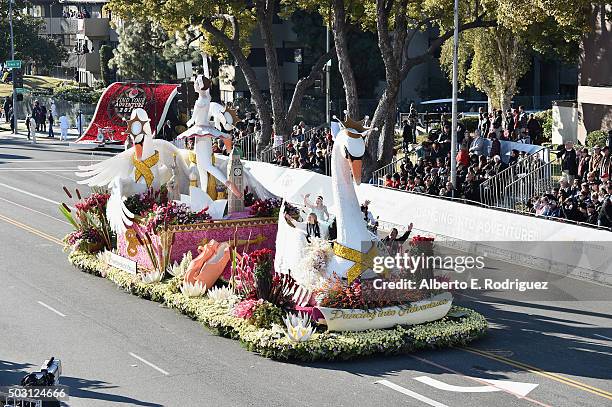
[0,213,64,246]
[463,347,612,401]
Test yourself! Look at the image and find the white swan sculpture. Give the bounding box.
[275,117,383,286]
[76,108,190,234]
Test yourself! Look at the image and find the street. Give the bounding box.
[0,132,611,407]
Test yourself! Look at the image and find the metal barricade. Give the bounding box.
[233,131,258,161]
[1,391,43,407]
[371,156,413,186]
[480,147,550,208]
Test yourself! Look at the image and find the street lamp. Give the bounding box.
[450,0,459,188]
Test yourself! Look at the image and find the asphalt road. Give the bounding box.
[0,131,611,407]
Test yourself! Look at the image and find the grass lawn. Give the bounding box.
[0,75,74,98]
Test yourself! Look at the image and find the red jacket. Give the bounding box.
[457,150,470,167]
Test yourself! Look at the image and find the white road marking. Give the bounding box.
[0,197,72,226]
[414,376,538,397]
[0,196,70,225]
[594,334,612,341]
[410,355,551,407]
[41,170,79,183]
[128,352,169,376]
[375,380,450,407]
[37,301,67,317]
[0,182,60,205]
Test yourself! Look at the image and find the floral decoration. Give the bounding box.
[232,298,264,319]
[69,250,488,362]
[143,201,211,234]
[248,198,282,218]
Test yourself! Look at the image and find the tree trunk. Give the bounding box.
[201,18,273,149]
[363,0,405,179]
[500,90,512,121]
[364,80,401,179]
[331,0,359,119]
[257,1,289,141]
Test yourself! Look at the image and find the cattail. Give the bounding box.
[75,189,82,200]
[62,203,72,213]
[63,186,72,199]
[134,231,145,246]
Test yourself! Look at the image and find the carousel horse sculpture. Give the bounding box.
[76,108,190,233]
[275,117,382,286]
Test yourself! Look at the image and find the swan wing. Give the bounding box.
[76,148,134,187]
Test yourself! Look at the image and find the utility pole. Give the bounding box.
[9,0,18,134]
[325,9,331,124]
[450,0,459,188]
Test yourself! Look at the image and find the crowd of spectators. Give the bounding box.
[63,8,91,19]
[526,142,612,227]
[384,105,612,229]
[271,125,334,174]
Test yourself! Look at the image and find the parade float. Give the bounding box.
[62,62,486,361]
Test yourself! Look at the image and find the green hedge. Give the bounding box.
[68,250,487,361]
[586,130,608,148]
[53,85,103,104]
[534,109,553,143]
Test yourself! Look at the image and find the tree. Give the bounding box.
[440,27,530,114]
[107,0,335,152]
[109,19,174,81]
[0,0,66,71]
[286,0,364,119]
[100,44,115,86]
[439,0,592,116]
[359,0,497,177]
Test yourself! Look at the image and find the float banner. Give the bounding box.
[317,293,453,332]
[75,82,179,144]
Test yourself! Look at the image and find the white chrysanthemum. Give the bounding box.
[141,269,163,284]
[207,286,237,303]
[284,312,314,342]
[167,251,193,277]
[180,281,206,297]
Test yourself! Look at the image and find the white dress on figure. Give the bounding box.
[177,73,240,198]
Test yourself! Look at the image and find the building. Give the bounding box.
[577,3,611,138]
[28,0,118,86]
[218,18,301,104]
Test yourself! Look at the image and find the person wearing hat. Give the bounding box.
[585,202,599,224]
[557,141,578,184]
[599,146,611,179]
[577,147,590,181]
[599,192,612,228]
[589,145,603,173]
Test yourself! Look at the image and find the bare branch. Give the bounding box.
[286,47,336,124]
[400,18,497,78]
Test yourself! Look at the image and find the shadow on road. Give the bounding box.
[61,376,164,407]
[0,360,163,406]
[296,297,612,384]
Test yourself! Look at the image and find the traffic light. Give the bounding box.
[12,69,24,88]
